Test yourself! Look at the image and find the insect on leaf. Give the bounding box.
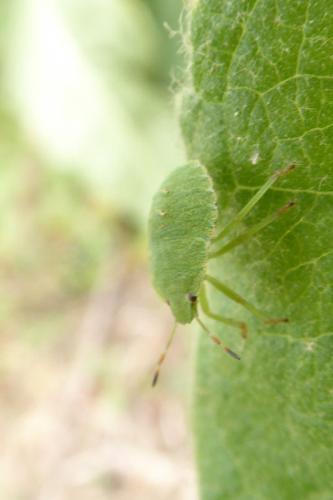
[148,161,217,324]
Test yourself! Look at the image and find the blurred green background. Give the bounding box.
[0,1,196,499]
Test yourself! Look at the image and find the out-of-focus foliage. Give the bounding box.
[0,0,185,338]
[0,0,185,337]
[0,2,195,499]
[3,0,185,223]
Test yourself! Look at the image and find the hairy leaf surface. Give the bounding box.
[181,1,333,498]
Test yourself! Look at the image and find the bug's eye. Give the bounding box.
[187,293,197,304]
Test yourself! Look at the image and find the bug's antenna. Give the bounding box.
[195,316,241,361]
[152,321,178,387]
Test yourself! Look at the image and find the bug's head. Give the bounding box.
[165,292,198,325]
[188,292,198,315]
[187,292,197,305]
[187,293,198,321]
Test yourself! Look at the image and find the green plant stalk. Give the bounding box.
[181,1,333,499]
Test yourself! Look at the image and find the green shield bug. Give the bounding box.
[148,160,295,385]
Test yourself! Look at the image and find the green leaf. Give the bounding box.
[181,1,333,499]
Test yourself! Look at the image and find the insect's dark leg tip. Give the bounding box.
[277,201,297,216]
[265,317,289,325]
[225,347,241,361]
[276,317,289,324]
[212,335,221,345]
[276,163,296,178]
[152,372,159,387]
[285,163,296,173]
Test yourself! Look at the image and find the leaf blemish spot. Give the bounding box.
[305,341,316,352]
[250,151,260,165]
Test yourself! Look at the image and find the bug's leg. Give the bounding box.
[205,275,288,325]
[152,321,177,387]
[199,283,248,338]
[195,316,241,360]
[213,163,295,243]
[209,200,296,259]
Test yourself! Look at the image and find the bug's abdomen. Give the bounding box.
[148,161,218,324]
